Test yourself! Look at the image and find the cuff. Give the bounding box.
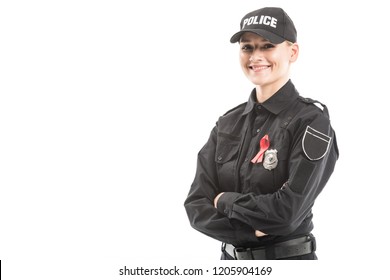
[216,192,242,217]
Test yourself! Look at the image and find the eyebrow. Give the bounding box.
[239,37,270,43]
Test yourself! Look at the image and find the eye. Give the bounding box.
[260,44,275,50]
[241,44,254,52]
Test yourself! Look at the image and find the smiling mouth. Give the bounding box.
[249,65,271,72]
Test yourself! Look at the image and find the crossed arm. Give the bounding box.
[214,192,267,238]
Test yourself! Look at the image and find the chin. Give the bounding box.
[248,78,270,86]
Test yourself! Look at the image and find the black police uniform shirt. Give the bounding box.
[184,80,339,248]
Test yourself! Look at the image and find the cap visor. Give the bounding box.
[230,30,285,44]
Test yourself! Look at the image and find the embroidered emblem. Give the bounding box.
[302,126,331,161]
[263,149,278,170]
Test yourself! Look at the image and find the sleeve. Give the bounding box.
[215,113,339,236]
[184,125,260,246]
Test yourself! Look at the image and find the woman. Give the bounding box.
[184,7,339,260]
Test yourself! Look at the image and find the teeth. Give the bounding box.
[252,65,269,70]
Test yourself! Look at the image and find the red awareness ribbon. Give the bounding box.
[251,134,270,164]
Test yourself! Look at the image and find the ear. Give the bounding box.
[289,43,299,62]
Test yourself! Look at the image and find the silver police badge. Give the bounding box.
[263,149,278,170]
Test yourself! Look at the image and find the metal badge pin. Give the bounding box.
[263,149,278,170]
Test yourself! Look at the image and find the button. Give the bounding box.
[256,105,262,110]
[256,128,261,133]
[217,156,223,161]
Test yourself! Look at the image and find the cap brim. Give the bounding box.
[230,29,285,44]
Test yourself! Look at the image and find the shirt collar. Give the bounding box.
[242,80,299,115]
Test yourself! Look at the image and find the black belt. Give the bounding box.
[222,235,316,260]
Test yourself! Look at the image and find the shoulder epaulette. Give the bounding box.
[222,102,246,117]
[298,96,329,117]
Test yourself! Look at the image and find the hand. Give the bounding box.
[255,230,267,237]
[214,192,225,208]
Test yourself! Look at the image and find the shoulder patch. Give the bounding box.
[302,126,332,161]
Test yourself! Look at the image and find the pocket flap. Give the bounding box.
[215,134,240,164]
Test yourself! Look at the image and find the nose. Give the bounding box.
[249,50,264,62]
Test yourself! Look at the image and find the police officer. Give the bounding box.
[184,7,339,260]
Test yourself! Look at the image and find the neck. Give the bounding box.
[255,77,290,103]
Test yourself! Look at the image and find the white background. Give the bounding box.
[1,0,389,279]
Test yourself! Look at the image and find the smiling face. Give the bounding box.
[239,32,299,99]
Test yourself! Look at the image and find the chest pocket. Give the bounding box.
[249,132,290,194]
[215,133,241,191]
